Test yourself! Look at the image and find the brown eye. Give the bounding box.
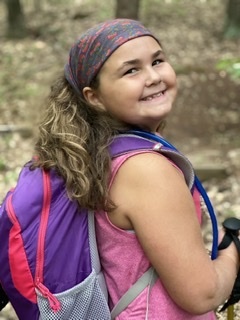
[153,59,164,66]
[124,68,138,75]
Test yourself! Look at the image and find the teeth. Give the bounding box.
[143,92,163,101]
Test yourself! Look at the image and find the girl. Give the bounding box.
[2,19,240,319]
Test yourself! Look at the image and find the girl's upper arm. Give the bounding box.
[109,152,218,313]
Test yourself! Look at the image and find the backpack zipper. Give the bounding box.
[35,282,61,312]
[35,170,61,312]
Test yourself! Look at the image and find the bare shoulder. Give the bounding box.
[113,151,184,184]
[110,151,188,204]
[108,151,189,229]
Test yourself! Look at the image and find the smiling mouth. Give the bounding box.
[141,90,166,101]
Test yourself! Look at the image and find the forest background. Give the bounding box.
[0,0,240,319]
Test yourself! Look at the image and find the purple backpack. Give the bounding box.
[0,133,195,319]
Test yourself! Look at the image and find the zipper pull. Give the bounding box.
[36,281,61,312]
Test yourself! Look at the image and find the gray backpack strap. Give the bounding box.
[110,267,158,319]
[88,211,109,303]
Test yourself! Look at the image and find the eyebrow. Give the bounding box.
[117,50,164,72]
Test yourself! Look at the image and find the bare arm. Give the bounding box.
[108,152,239,314]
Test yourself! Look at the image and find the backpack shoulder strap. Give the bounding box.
[110,267,157,319]
[88,211,109,301]
[110,133,195,190]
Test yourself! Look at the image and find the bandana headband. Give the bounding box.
[64,19,159,98]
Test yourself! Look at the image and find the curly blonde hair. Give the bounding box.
[32,74,130,211]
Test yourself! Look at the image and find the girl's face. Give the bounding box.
[85,36,177,132]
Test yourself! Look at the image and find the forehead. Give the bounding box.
[102,36,162,67]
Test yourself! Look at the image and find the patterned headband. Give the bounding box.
[64,19,159,98]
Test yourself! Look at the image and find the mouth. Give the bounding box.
[141,90,166,101]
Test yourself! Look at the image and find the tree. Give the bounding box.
[5,0,27,38]
[224,0,240,38]
[115,0,140,20]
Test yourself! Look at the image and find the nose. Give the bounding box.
[145,67,161,87]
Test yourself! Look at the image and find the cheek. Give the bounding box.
[163,64,177,85]
[169,68,177,85]
[97,83,114,104]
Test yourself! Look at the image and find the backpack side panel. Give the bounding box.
[7,193,38,303]
[0,167,41,319]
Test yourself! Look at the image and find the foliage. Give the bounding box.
[224,25,240,39]
[216,58,240,81]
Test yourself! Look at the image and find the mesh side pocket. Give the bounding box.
[36,269,111,320]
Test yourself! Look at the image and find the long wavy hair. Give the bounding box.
[31,74,131,211]
[31,74,166,211]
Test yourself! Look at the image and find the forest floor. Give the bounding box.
[0,0,239,319]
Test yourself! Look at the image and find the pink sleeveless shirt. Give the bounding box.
[95,151,216,319]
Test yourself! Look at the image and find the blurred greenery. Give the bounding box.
[0,159,7,171]
[216,58,240,80]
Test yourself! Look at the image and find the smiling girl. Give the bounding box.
[64,19,239,319]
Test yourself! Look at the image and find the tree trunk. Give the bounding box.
[224,0,240,38]
[5,0,27,38]
[115,0,140,20]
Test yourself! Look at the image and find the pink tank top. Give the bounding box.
[95,151,216,319]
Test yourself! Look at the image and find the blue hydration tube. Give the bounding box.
[129,130,219,260]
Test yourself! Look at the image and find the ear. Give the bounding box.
[82,87,104,109]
